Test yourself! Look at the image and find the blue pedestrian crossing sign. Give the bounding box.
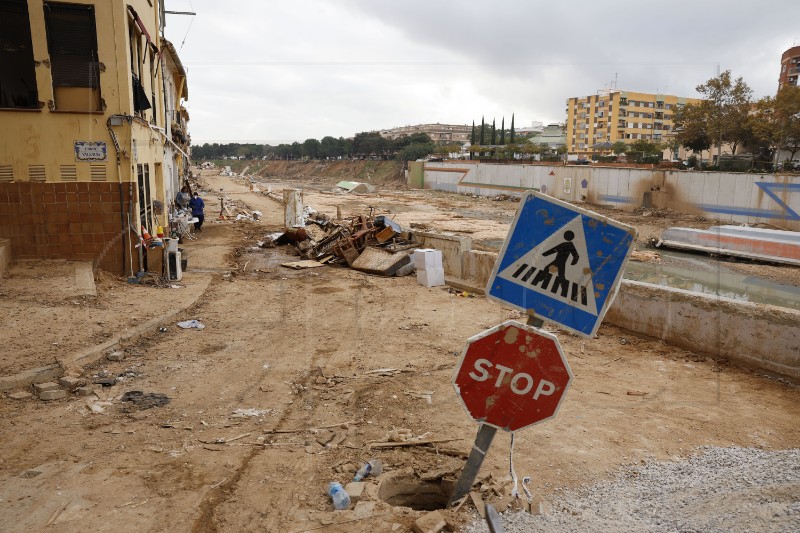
[486,191,637,338]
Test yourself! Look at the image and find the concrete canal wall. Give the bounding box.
[417,162,800,231]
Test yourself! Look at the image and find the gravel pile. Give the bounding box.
[465,447,800,533]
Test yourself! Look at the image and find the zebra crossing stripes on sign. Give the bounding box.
[486,191,637,338]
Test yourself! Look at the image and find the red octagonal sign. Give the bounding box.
[452,320,573,432]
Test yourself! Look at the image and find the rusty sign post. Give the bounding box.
[448,320,573,505]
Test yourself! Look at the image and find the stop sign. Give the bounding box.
[452,320,573,432]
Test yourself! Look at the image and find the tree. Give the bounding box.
[479,117,485,145]
[611,141,627,155]
[398,142,435,161]
[302,138,320,159]
[500,117,506,145]
[470,120,476,145]
[752,86,800,162]
[510,114,515,143]
[695,71,754,159]
[352,132,388,158]
[490,118,496,146]
[674,103,713,155]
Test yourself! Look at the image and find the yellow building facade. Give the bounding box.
[0,0,187,275]
[565,90,702,159]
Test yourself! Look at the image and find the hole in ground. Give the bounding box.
[377,470,451,511]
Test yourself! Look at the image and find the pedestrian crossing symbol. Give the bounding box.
[487,191,637,338]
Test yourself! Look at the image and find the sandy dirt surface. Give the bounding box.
[1,168,798,532]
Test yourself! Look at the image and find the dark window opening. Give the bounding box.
[0,0,39,109]
[137,163,151,230]
[44,2,101,111]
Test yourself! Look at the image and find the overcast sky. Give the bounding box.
[164,0,800,145]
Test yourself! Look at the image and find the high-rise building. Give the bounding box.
[778,46,800,89]
[565,90,702,158]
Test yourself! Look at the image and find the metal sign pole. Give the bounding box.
[448,423,497,506]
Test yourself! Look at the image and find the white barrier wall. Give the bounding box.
[420,162,800,230]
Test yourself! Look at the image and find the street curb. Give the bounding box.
[0,275,212,392]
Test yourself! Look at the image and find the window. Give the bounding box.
[44,2,101,111]
[137,163,151,230]
[0,0,38,109]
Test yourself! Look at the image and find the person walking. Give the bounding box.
[176,186,191,210]
[189,192,205,232]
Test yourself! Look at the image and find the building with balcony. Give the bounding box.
[0,0,189,275]
[565,90,702,158]
[778,46,800,90]
[378,123,472,143]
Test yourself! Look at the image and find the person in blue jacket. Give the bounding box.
[189,192,205,231]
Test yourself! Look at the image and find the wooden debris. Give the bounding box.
[280,260,325,270]
[368,438,457,449]
[469,491,486,519]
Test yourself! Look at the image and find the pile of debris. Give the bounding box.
[263,211,417,276]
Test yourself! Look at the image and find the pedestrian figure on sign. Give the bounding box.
[542,230,579,278]
[189,192,205,232]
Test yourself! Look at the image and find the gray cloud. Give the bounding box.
[165,0,800,143]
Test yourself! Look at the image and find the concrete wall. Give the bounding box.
[419,162,800,231]
[409,230,471,278]
[433,243,800,380]
[606,280,800,381]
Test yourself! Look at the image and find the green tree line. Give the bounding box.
[191,132,439,162]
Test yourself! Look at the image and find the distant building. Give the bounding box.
[515,121,545,135]
[778,46,800,90]
[378,123,472,143]
[527,124,567,149]
[565,90,702,158]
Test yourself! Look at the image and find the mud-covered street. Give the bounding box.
[1,169,799,532]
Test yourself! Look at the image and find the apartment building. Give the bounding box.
[0,0,189,274]
[379,123,472,143]
[565,90,702,158]
[778,46,800,90]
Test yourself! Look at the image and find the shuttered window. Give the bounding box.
[44,3,99,88]
[0,0,39,109]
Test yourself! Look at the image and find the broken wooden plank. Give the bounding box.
[368,438,457,449]
[281,260,325,270]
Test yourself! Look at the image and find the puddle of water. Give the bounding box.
[624,254,800,311]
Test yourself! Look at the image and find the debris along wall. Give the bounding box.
[418,162,800,231]
[605,280,800,380]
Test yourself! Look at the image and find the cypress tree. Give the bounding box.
[500,117,506,145]
[479,117,485,145]
[470,120,476,145]
[510,114,515,143]
[491,119,496,145]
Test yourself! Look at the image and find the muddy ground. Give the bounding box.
[0,168,798,532]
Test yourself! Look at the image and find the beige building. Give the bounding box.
[566,90,702,158]
[379,123,472,143]
[0,0,189,274]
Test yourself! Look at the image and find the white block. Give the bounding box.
[417,267,445,287]
[413,249,442,269]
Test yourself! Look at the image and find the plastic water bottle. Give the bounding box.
[327,482,350,510]
[353,459,383,482]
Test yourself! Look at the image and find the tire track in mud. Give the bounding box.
[189,273,338,532]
